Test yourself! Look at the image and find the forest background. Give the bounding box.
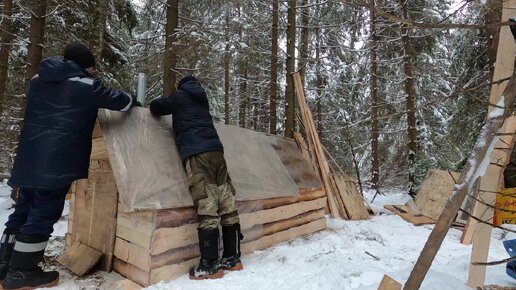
[0,0,501,196]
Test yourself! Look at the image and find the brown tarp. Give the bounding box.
[98,108,317,212]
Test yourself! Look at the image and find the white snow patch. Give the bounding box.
[488,96,505,119]
[0,183,514,289]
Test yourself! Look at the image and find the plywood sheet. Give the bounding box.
[414,169,460,221]
[99,108,299,212]
[268,134,321,189]
[384,205,436,226]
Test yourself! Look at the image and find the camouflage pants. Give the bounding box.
[185,151,240,230]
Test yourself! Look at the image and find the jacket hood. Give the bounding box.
[37,57,88,82]
[178,80,207,102]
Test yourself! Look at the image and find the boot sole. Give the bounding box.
[0,277,59,290]
[223,262,243,271]
[189,269,224,280]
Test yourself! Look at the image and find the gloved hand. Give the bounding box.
[130,93,143,107]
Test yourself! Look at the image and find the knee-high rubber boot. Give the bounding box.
[2,234,59,290]
[189,228,224,280]
[220,223,244,271]
[0,231,17,280]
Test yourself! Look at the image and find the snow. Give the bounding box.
[488,96,505,119]
[0,183,514,289]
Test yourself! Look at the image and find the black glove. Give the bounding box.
[130,93,143,107]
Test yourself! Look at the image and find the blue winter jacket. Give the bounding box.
[8,57,133,189]
[149,79,223,161]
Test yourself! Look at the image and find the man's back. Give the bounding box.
[150,77,223,161]
[8,57,132,189]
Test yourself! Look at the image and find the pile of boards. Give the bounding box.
[292,72,370,220]
[384,169,470,227]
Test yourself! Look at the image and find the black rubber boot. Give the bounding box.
[220,223,244,271]
[189,228,223,280]
[2,234,59,290]
[0,230,17,280]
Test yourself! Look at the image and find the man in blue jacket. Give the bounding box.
[150,76,243,280]
[0,43,135,290]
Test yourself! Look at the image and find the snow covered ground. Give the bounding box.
[0,181,515,290]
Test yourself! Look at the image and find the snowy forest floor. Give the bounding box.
[0,180,514,290]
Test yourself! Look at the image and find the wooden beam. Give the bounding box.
[402,76,516,290]
[467,116,516,288]
[461,0,516,245]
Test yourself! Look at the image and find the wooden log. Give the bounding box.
[402,76,516,290]
[114,208,325,273]
[113,258,150,286]
[57,242,103,276]
[116,197,326,255]
[147,218,327,286]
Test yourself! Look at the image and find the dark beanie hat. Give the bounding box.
[177,76,198,89]
[63,42,96,69]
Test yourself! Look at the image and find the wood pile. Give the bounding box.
[292,72,369,220]
[113,188,326,286]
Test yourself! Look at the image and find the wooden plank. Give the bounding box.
[148,218,327,285]
[378,275,402,290]
[403,75,516,290]
[117,188,325,233]
[150,198,327,255]
[57,242,103,276]
[116,209,325,272]
[71,160,118,271]
[113,258,150,286]
[414,169,460,221]
[112,279,143,290]
[91,137,108,160]
[114,238,151,272]
[293,72,344,219]
[467,116,516,288]
[334,174,369,220]
[384,205,435,226]
[92,119,103,138]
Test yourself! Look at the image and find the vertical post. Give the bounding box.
[137,73,146,106]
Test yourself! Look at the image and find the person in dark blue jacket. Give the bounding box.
[150,76,243,280]
[0,43,135,290]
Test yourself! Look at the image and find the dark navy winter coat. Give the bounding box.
[8,57,133,189]
[149,79,223,161]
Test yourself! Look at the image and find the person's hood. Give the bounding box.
[178,79,207,103]
[37,57,88,82]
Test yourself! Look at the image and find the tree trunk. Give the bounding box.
[0,0,13,115]
[25,0,47,87]
[269,0,279,134]
[238,70,248,128]
[284,0,296,138]
[299,0,309,86]
[400,0,417,196]
[369,0,380,192]
[315,1,323,136]
[90,0,109,62]
[163,0,179,96]
[224,10,230,125]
